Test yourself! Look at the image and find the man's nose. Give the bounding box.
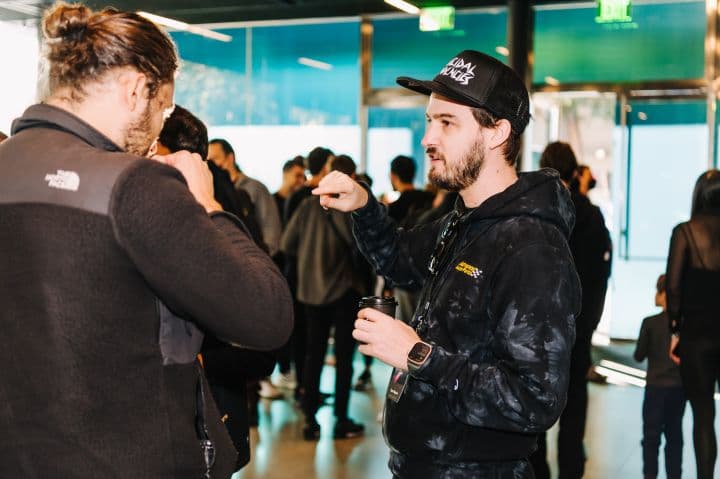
[421,123,437,149]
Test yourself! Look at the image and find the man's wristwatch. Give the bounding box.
[407,341,433,373]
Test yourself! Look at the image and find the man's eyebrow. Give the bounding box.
[425,113,458,120]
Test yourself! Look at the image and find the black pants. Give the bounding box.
[302,290,359,421]
[641,385,686,479]
[530,334,591,479]
[208,383,251,469]
[680,337,720,479]
[277,297,306,384]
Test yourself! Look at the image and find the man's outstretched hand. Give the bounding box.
[312,171,369,212]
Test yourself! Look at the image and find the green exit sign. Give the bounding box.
[596,0,632,23]
[420,6,455,32]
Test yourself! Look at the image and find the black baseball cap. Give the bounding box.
[397,50,530,134]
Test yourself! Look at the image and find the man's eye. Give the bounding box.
[441,120,451,127]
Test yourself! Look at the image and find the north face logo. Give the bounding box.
[45,170,80,192]
[439,57,476,86]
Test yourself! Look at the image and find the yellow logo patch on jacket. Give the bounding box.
[455,261,482,278]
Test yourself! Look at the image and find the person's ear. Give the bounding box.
[117,70,149,113]
[487,118,512,151]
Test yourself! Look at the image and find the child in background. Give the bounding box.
[634,274,686,479]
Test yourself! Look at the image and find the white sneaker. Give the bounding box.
[275,371,297,389]
[258,379,284,400]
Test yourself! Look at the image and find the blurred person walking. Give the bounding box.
[635,274,686,479]
[281,154,369,441]
[666,170,720,479]
[531,142,612,479]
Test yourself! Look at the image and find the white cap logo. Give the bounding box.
[45,170,80,192]
[439,57,476,86]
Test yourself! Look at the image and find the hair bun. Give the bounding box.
[42,2,92,42]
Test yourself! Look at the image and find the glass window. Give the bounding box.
[534,1,705,84]
[171,29,248,125]
[626,99,708,259]
[172,21,361,191]
[372,9,508,89]
[0,22,38,133]
[368,107,426,197]
[172,20,360,127]
[250,21,360,125]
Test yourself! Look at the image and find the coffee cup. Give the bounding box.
[358,296,398,318]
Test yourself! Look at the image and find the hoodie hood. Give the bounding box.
[454,168,576,238]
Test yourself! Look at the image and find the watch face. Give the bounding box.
[409,342,432,363]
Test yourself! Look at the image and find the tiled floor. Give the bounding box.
[237,352,720,478]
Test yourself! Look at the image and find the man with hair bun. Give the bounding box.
[0,3,292,478]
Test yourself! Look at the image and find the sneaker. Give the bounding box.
[275,371,297,389]
[333,418,365,439]
[258,379,284,400]
[302,419,321,441]
[353,369,372,391]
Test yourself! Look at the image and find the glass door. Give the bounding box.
[612,98,709,338]
[528,92,618,340]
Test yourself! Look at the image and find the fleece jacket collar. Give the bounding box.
[12,103,123,153]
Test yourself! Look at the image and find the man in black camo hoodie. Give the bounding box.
[313,50,581,478]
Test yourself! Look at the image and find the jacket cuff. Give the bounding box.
[351,182,381,222]
[408,343,451,388]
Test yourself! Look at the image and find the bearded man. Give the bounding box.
[0,3,292,478]
[313,50,581,478]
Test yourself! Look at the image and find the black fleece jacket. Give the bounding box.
[352,169,580,477]
[0,104,293,479]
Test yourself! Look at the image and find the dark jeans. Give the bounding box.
[530,333,591,479]
[302,290,359,421]
[680,337,720,479]
[642,385,686,479]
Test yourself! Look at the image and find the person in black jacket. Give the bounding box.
[531,142,612,479]
[282,146,334,402]
[313,50,580,478]
[156,105,279,469]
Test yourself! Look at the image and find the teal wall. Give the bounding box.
[534,1,705,84]
[371,10,508,88]
[172,21,360,126]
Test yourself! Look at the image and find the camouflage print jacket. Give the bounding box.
[351,169,581,478]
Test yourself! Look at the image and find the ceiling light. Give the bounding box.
[495,46,509,57]
[298,57,333,71]
[384,0,420,15]
[138,11,232,43]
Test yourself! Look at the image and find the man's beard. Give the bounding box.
[427,138,485,191]
[124,105,155,157]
